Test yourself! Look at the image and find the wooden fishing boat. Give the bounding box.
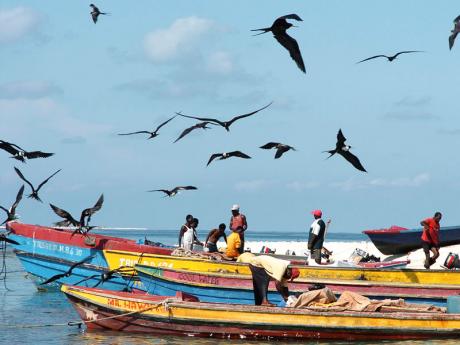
[62,284,460,340]
[363,225,460,255]
[6,222,172,289]
[104,249,460,285]
[135,265,457,307]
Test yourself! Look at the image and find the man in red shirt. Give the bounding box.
[230,204,247,254]
[420,212,442,269]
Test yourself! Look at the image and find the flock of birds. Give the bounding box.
[1,5,460,233]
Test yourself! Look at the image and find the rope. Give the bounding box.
[0,298,176,329]
[0,240,11,291]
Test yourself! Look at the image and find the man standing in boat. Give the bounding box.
[230,204,247,254]
[421,212,442,269]
[178,215,202,251]
[308,210,331,264]
[205,223,227,253]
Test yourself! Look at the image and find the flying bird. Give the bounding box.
[0,185,24,225]
[177,102,272,132]
[357,51,423,63]
[50,194,104,230]
[0,140,53,163]
[174,122,213,143]
[449,15,460,50]
[260,142,296,159]
[40,255,95,285]
[118,115,176,139]
[324,129,367,172]
[0,234,19,245]
[148,186,197,197]
[14,167,61,202]
[90,4,108,24]
[207,151,251,166]
[251,14,306,73]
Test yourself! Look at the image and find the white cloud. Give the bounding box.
[234,179,274,192]
[144,17,215,61]
[0,81,61,99]
[286,181,320,192]
[0,7,41,43]
[207,51,234,75]
[331,173,430,191]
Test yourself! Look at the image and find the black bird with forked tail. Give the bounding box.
[324,129,367,172]
[0,140,53,163]
[0,185,24,225]
[357,51,423,64]
[14,167,61,202]
[207,151,251,166]
[260,142,296,159]
[251,14,306,73]
[148,186,198,197]
[118,115,176,139]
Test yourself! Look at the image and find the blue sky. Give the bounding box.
[1,1,460,234]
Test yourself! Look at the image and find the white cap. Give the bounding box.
[231,204,240,211]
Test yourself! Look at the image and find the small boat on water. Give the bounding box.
[135,265,457,307]
[62,284,460,340]
[363,225,460,255]
[104,248,460,285]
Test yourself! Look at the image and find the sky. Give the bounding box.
[1,1,460,235]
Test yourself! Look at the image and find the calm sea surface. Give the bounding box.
[0,229,458,344]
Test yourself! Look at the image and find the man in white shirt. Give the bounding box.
[308,210,329,264]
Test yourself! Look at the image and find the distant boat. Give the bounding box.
[363,225,460,255]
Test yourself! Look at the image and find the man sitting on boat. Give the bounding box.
[238,252,300,306]
[225,226,242,259]
[421,212,442,269]
[205,223,227,253]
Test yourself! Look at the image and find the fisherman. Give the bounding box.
[238,252,300,305]
[204,223,227,253]
[178,215,202,251]
[230,204,247,254]
[190,217,204,250]
[421,212,442,269]
[308,210,331,264]
[225,226,242,259]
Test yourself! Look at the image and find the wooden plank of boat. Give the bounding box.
[61,284,460,340]
[103,249,460,285]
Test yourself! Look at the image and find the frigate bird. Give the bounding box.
[357,51,422,63]
[207,151,251,166]
[260,142,296,159]
[177,103,272,132]
[0,185,24,225]
[174,122,213,143]
[324,129,367,172]
[0,140,53,163]
[90,4,108,24]
[40,255,95,285]
[118,115,176,139]
[148,186,197,197]
[251,14,306,73]
[449,15,460,50]
[14,167,61,202]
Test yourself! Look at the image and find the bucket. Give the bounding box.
[447,295,460,313]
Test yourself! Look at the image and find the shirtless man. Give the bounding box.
[205,223,227,253]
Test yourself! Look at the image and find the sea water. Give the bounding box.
[1,229,459,344]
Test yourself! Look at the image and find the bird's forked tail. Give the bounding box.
[251,27,271,36]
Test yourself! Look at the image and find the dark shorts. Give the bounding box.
[207,242,218,253]
[310,248,321,261]
[422,241,439,252]
[249,265,270,305]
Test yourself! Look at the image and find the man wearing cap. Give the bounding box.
[230,204,247,254]
[237,252,300,305]
[308,210,328,264]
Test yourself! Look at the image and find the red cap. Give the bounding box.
[290,267,300,282]
[311,209,322,217]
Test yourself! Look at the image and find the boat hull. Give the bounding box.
[62,285,460,340]
[135,265,455,307]
[363,225,460,255]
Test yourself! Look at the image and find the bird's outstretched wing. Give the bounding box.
[81,194,104,225]
[275,146,293,159]
[393,50,423,58]
[207,153,223,166]
[260,142,279,149]
[175,186,198,191]
[14,167,35,191]
[118,131,152,136]
[339,150,367,172]
[0,141,19,156]
[49,204,79,226]
[337,129,346,147]
[450,25,460,50]
[278,14,303,21]
[273,31,306,73]
[24,151,54,159]
[153,115,177,133]
[228,151,251,159]
[226,102,273,126]
[36,169,61,192]
[11,185,25,214]
[174,122,210,143]
[176,112,225,127]
[92,12,99,23]
[356,55,387,64]
[147,189,171,196]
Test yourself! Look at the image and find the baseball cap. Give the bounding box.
[231,204,240,211]
[311,209,322,217]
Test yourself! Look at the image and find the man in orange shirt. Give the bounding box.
[420,212,442,269]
